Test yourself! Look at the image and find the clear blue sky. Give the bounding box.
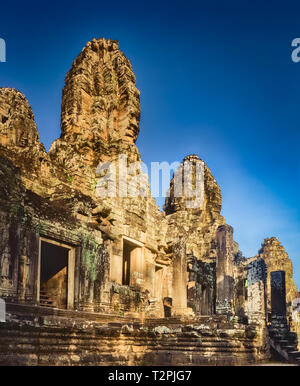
[1,0,300,287]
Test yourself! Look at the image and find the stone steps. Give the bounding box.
[0,304,267,366]
[269,333,300,365]
[0,320,261,366]
[39,291,56,308]
[268,316,300,365]
[288,351,300,357]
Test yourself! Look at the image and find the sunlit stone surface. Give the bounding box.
[0,38,299,366]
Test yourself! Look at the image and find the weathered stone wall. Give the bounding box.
[0,39,165,316]
[0,152,111,312]
[163,155,236,316]
[164,155,226,265]
[187,257,216,315]
[216,225,235,315]
[233,252,248,322]
[0,40,243,322]
[49,38,141,192]
[0,37,298,365]
[246,258,267,325]
[256,238,299,321]
[290,298,300,350]
[0,304,269,366]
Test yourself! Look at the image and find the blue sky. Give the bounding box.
[1,0,300,287]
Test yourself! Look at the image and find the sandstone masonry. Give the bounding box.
[0,38,299,365]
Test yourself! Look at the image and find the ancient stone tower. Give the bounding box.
[0,38,299,366]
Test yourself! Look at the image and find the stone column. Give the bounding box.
[18,252,29,302]
[246,258,267,325]
[109,241,123,284]
[216,225,234,315]
[130,247,145,290]
[172,236,189,316]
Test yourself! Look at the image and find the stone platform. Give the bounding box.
[0,303,269,366]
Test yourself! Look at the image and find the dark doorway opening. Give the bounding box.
[122,240,136,285]
[200,285,208,315]
[163,297,172,317]
[271,270,287,318]
[40,241,69,309]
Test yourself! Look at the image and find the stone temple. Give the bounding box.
[0,38,299,365]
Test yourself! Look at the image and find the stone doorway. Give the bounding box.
[271,270,287,318]
[122,240,134,285]
[38,238,75,309]
[122,237,144,288]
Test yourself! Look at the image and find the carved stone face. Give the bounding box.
[60,39,140,148]
[122,119,139,143]
[0,88,40,149]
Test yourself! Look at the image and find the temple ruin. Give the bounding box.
[0,38,299,365]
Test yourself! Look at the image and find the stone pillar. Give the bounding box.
[216,225,234,315]
[246,258,267,325]
[18,253,29,302]
[172,237,189,316]
[130,247,144,290]
[109,242,123,284]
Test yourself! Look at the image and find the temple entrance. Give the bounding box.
[200,285,209,315]
[122,237,143,288]
[38,238,75,309]
[122,240,134,285]
[271,270,287,318]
